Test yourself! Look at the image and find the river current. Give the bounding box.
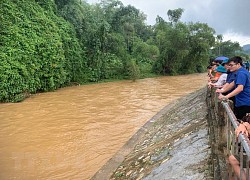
[0,73,207,179]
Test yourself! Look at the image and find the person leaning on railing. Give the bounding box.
[216,56,250,120]
[228,114,250,180]
[208,61,220,82]
[207,65,228,88]
[216,58,237,105]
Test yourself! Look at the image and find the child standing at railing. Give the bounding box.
[208,65,228,88]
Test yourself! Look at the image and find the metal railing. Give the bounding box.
[221,101,250,180]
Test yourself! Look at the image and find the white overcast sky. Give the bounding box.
[87,0,250,46]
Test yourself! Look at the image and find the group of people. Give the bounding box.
[208,56,250,120]
[207,56,250,179]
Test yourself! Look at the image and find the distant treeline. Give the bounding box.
[0,0,243,102]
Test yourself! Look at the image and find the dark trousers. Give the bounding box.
[234,106,250,120]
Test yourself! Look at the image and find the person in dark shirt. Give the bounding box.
[218,58,236,105]
[217,56,250,120]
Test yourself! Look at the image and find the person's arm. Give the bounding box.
[225,85,243,98]
[228,155,247,180]
[216,81,235,93]
[218,84,243,100]
[222,82,229,89]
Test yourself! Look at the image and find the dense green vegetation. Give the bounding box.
[0,0,246,102]
[210,34,245,60]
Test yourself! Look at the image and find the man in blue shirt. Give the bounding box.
[217,56,250,120]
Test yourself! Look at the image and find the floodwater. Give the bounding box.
[0,73,207,180]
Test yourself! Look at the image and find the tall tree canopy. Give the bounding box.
[0,0,241,102]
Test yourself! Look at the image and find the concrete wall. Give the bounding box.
[206,87,234,179]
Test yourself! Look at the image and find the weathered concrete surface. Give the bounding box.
[143,128,209,180]
[92,87,212,180]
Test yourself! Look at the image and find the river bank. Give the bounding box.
[93,87,212,179]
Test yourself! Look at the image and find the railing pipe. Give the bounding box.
[221,101,250,158]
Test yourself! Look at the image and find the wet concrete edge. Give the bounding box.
[91,87,206,180]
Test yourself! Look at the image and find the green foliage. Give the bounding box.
[0,0,84,102]
[152,15,216,75]
[100,53,124,79]
[167,8,184,23]
[1,1,238,102]
[126,58,140,81]
[211,40,242,57]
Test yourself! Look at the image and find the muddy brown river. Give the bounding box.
[0,73,207,180]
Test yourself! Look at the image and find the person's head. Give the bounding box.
[212,60,221,65]
[215,65,227,74]
[207,65,212,70]
[228,56,243,72]
[221,59,229,70]
[211,64,218,71]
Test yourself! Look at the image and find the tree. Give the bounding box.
[215,34,223,56]
[153,12,216,75]
[0,0,83,101]
[211,40,242,58]
[167,8,184,24]
[183,22,215,73]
